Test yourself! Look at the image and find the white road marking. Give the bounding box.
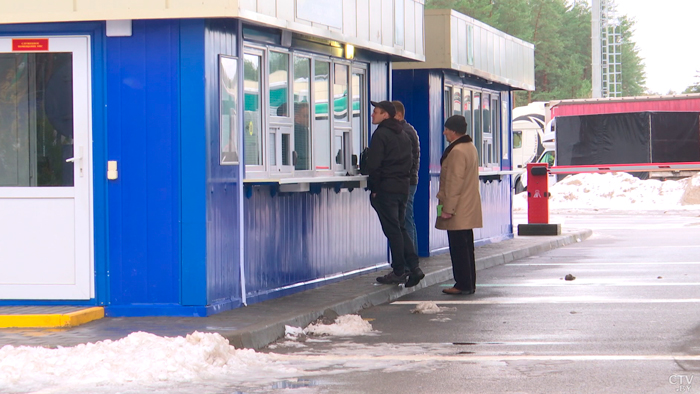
[274,353,700,362]
[392,298,700,305]
[478,282,700,287]
[506,262,700,266]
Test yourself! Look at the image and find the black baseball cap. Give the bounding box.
[370,100,396,118]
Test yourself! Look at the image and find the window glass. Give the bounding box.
[452,88,462,117]
[483,94,491,135]
[282,134,291,166]
[444,87,451,120]
[293,56,311,170]
[334,135,344,167]
[473,92,482,162]
[492,97,500,166]
[0,53,74,186]
[269,51,289,117]
[513,131,522,149]
[333,64,349,122]
[502,95,510,160]
[351,72,365,162]
[463,89,472,136]
[314,60,331,170]
[268,134,276,166]
[219,56,238,165]
[243,53,263,166]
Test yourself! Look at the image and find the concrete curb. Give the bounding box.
[222,229,592,350]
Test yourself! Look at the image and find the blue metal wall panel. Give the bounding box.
[106,20,181,305]
[243,186,386,301]
[391,69,433,257]
[180,20,209,306]
[204,19,242,307]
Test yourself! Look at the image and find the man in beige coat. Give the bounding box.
[435,115,483,295]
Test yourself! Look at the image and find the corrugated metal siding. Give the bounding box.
[370,60,390,103]
[204,19,242,306]
[551,97,700,118]
[244,186,386,301]
[107,20,180,305]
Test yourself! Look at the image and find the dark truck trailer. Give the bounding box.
[547,95,700,180]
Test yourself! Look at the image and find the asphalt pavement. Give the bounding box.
[0,228,591,350]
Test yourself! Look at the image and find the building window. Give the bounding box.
[351,70,366,167]
[501,94,509,160]
[473,91,482,163]
[238,45,367,180]
[452,87,462,117]
[243,51,263,168]
[491,96,501,167]
[482,94,492,166]
[219,55,239,165]
[293,56,311,171]
[463,89,472,137]
[313,60,331,171]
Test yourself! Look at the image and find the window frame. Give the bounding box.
[242,46,266,174]
[239,43,369,181]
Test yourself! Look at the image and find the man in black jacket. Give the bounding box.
[392,100,420,254]
[365,101,424,287]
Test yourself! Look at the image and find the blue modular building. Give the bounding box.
[0,3,533,317]
[393,9,535,257]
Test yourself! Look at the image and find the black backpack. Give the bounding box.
[359,147,370,175]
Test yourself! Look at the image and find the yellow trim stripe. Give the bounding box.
[0,307,104,328]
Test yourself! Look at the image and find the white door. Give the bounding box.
[0,36,93,300]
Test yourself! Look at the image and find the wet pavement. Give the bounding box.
[0,228,590,349]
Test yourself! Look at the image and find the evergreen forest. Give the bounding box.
[425,0,647,105]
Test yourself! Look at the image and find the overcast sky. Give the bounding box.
[606,0,700,94]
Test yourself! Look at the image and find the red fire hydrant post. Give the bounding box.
[517,163,561,236]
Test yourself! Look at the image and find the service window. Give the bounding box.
[351,69,367,169]
[463,89,473,137]
[491,95,501,168]
[313,60,332,172]
[243,50,264,171]
[453,87,462,117]
[473,92,482,164]
[482,93,492,167]
[293,55,311,171]
[501,93,510,161]
[268,50,293,174]
[333,63,351,174]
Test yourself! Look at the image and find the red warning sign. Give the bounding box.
[12,39,49,51]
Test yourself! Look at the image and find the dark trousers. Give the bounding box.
[447,229,476,292]
[370,192,419,275]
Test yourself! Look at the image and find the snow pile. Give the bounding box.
[410,301,456,315]
[303,314,375,337]
[0,331,297,392]
[513,172,700,212]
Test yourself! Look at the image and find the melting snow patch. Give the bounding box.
[303,314,375,337]
[411,301,457,314]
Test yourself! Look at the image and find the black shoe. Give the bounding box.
[376,272,408,285]
[405,268,425,288]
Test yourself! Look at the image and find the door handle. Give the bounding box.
[65,146,84,177]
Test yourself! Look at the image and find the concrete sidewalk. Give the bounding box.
[0,229,591,349]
